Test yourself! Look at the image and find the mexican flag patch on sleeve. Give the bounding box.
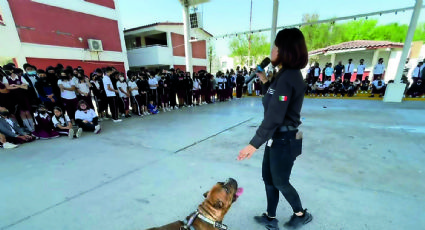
[279,96,288,101]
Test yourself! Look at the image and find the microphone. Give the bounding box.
[245,57,271,84]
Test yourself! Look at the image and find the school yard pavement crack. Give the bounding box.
[174,118,253,153]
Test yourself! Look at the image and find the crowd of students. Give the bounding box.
[305,58,425,98]
[0,62,262,149]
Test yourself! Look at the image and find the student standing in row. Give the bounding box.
[102,67,122,122]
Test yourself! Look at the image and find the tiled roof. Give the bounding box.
[124,22,213,37]
[309,40,404,55]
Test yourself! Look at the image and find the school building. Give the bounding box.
[0,0,128,73]
[124,22,213,73]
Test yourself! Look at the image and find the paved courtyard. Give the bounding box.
[0,98,424,230]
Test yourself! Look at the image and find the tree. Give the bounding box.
[229,34,270,68]
[207,42,221,74]
[300,14,425,51]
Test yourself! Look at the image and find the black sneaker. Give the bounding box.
[283,209,312,229]
[254,213,279,229]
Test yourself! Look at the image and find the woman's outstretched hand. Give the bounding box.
[238,144,257,161]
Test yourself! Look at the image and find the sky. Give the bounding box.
[117,0,425,57]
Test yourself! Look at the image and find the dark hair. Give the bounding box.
[105,67,114,73]
[77,100,88,110]
[274,28,308,69]
[37,69,46,74]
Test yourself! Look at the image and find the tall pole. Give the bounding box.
[182,0,193,75]
[248,0,253,67]
[394,0,422,83]
[384,0,422,102]
[270,0,279,57]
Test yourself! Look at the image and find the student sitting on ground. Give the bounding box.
[406,79,425,98]
[315,80,327,97]
[147,100,159,114]
[52,106,81,139]
[360,76,371,93]
[32,104,60,139]
[0,132,18,149]
[75,100,101,134]
[369,77,386,98]
[0,107,37,144]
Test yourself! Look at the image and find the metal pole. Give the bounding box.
[270,0,279,56]
[182,0,193,75]
[394,0,422,83]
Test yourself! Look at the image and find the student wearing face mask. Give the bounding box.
[3,67,35,132]
[90,70,108,119]
[32,104,60,139]
[35,69,58,112]
[158,73,171,112]
[185,72,193,107]
[116,73,131,118]
[0,107,36,144]
[76,71,93,109]
[22,63,40,106]
[102,67,121,122]
[58,69,79,123]
[75,100,101,134]
[137,73,150,115]
[148,72,159,107]
[406,79,425,98]
[128,72,143,116]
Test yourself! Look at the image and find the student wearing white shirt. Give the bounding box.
[373,58,385,80]
[312,62,321,84]
[324,63,334,81]
[102,67,121,122]
[411,61,423,83]
[193,75,201,106]
[369,76,386,97]
[58,70,79,123]
[3,68,35,132]
[76,72,93,109]
[116,73,131,118]
[128,73,143,116]
[148,73,159,105]
[75,100,101,134]
[356,59,366,81]
[344,59,355,81]
[52,106,81,138]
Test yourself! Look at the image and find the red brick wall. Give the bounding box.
[171,32,206,59]
[8,0,122,51]
[26,58,125,75]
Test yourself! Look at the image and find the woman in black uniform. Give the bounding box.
[238,28,312,229]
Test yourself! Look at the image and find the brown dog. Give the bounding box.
[146,178,241,230]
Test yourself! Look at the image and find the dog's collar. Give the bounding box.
[181,211,228,230]
[197,210,228,230]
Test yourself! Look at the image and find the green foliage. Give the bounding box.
[228,34,270,67]
[300,13,425,51]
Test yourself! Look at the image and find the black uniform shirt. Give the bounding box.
[249,68,306,149]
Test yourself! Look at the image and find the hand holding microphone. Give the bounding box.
[245,57,271,84]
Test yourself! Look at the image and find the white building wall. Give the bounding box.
[0,0,25,64]
[386,50,403,82]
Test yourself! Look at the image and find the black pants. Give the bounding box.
[343,73,352,81]
[76,118,98,131]
[169,90,177,107]
[356,74,363,81]
[262,130,303,216]
[107,96,118,120]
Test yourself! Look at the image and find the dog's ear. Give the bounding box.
[203,191,208,198]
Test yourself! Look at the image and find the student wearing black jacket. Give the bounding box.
[184,72,193,107]
[236,72,245,98]
[238,28,312,229]
[136,73,150,115]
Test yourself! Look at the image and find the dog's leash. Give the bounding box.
[181,211,229,230]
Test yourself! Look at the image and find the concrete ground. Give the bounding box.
[0,98,424,230]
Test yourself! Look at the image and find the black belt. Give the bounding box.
[277,126,298,132]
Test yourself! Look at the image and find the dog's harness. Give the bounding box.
[180,210,229,230]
